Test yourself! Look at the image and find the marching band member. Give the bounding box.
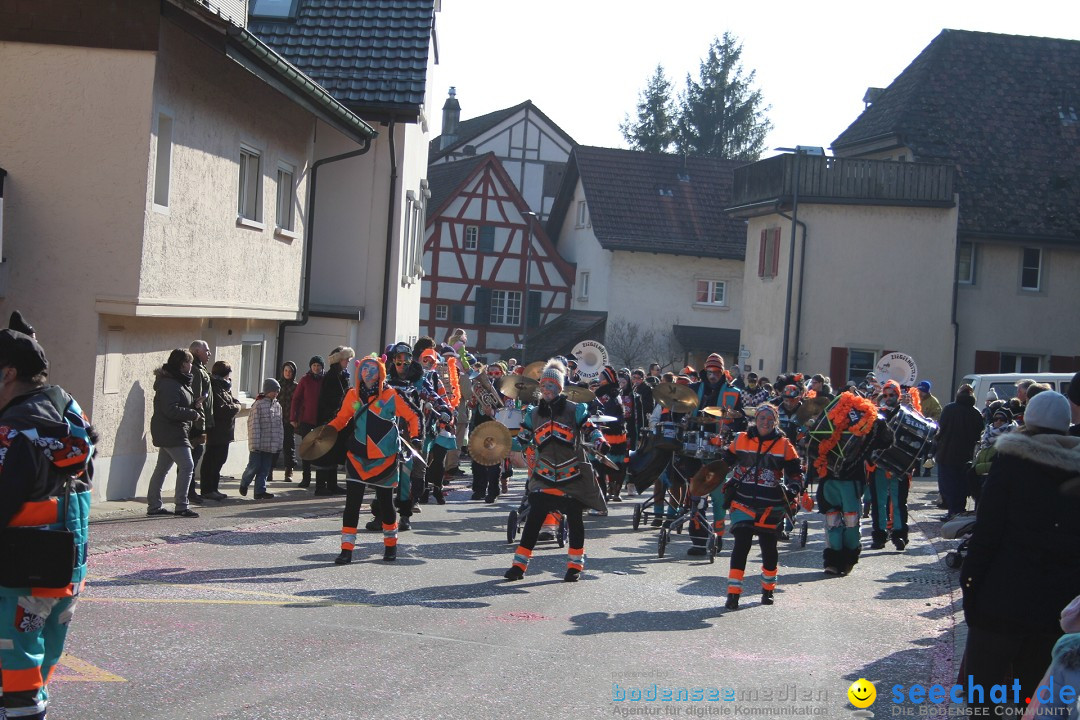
[593,366,629,502]
[739,372,770,407]
[721,404,804,609]
[504,360,607,582]
[866,380,913,551]
[773,384,805,447]
[328,355,419,564]
[469,363,507,503]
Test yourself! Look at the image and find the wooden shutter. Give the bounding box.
[478,226,495,252]
[1049,355,1080,372]
[474,287,491,325]
[830,347,848,386]
[770,228,781,277]
[526,290,542,328]
[450,304,465,322]
[758,229,768,277]
[973,350,999,374]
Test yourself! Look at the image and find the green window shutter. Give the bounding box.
[474,287,491,325]
[450,304,465,322]
[478,226,495,252]
[527,290,541,328]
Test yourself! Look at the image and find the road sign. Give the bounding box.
[738,349,751,359]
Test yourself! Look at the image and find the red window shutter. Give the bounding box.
[758,229,767,277]
[882,349,895,357]
[973,350,999,374]
[1050,355,1073,372]
[770,228,781,276]
[830,347,848,386]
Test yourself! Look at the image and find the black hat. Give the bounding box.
[0,330,48,377]
[308,355,325,368]
[8,311,34,337]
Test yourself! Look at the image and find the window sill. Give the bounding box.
[274,226,298,241]
[693,303,729,310]
[152,203,170,216]
[237,216,265,231]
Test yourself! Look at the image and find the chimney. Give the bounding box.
[862,87,883,108]
[440,87,461,150]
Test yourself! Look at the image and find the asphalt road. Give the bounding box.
[51,472,964,720]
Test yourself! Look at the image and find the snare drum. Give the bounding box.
[652,421,682,450]
[871,405,938,476]
[494,407,523,430]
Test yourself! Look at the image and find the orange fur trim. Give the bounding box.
[813,391,879,477]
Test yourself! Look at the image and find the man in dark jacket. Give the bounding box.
[0,329,95,720]
[188,340,214,505]
[934,383,984,519]
[313,346,353,496]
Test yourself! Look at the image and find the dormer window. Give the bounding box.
[251,0,299,19]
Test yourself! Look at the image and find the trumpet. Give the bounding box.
[471,365,504,414]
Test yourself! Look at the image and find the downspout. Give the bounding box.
[780,151,801,373]
[275,137,373,370]
[777,208,807,372]
[950,233,961,392]
[379,118,399,348]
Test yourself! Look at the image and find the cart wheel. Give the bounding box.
[707,535,717,564]
[557,516,567,548]
[945,551,961,569]
[507,510,518,544]
[657,529,669,558]
[632,503,643,531]
[799,520,809,548]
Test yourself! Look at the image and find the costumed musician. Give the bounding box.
[382,341,438,529]
[629,368,655,449]
[503,359,607,582]
[720,403,803,610]
[469,362,509,503]
[864,379,919,551]
[329,354,420,564]
[591,366,630,503]
[421,347,462,505]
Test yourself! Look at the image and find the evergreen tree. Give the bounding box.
[620,64,677,154]
[676,32,771,161]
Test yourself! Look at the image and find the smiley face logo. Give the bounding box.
[847,678,876,708]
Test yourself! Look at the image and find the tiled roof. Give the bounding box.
[501,310,608,364]
[548,146,747,260]
[429,100,576,162]
[833,29,1080,241]
[249,0,435,113]
[673,325,740,355]
[425,153,492,220]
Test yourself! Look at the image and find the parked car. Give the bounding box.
[960,373,1074,407]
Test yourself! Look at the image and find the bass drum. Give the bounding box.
[627,439,673,494]
[806,396,878,477]
[872,404,938,476]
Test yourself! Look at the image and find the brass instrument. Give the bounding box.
[471,365,504,414]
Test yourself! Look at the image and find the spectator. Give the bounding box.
[201,360,241,500]
[960,391,1080,715]
[934,383,985,519]
[1069,371,1080,437]
[290,356,324,488]
[1014,378,1037,424]
[1025,382,1051,401]
[276,361,298,482]
[239,379,284,499]
[0,327,95,720]
[648,363,662,379]
[916,380,943,476]
[314,346,354,496]
[1022,594,1080,719]
[970,406,1017,504]
[188,340,214,505]
[146,349,201,518]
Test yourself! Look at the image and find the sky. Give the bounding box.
[432,1,1080,155]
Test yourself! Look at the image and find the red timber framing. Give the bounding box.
[422,155,575,358]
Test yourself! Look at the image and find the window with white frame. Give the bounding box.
[490,290,522,326]
[576,200,589,228]
[578,271,590,301]
[846,349,876,385]
[238,146,263,223]
[1000,353,1041,373]
[435,304,448,321]
[276,162,295,232]
[401,184,428,286]
[695,279,726,306]
[240,339,265,398]
[957,241,975,284]
[464,225,478,250]
[153,113,173,208]
[1021,248,1042,291]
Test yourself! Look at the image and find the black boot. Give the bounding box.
[297,476,311,489]
[761,589,774,605]
[383,545,397,562]
[433,489,446,505]
[823,548,844,575]
[365,517,380,531]
[891,528,909,551]
[504,566,524,581]
[564,568,581,582]
[314,478,330,496]
[869,529,888,550]
[724,593,740,610]
[399,516,412,531]
[334,550,353,565]
[839,547,861,576]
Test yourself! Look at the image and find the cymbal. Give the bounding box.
[522,360,546,380]
[701,406,727,418]
[795,396,831,425]
[652,382,698,413]
[689,460,731,496]
[399,437,428,467]
[298,424,338,461]
[469,421,512,465]
[583,445,619,470]
[563,385,595,403]
[688,412,720,424]
[587,414,618,424]
[498,374,539,402]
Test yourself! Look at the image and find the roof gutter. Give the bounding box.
[224,26,377,145]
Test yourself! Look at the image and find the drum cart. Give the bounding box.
[506,494,567,547]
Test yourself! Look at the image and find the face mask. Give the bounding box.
[539,378,561,402]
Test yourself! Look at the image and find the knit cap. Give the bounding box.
[1023,391,1071,433]
[263,378,281,393]
[540,360,566,390]
[704,353,725,372]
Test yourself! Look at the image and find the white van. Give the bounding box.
[960,373,1074,408]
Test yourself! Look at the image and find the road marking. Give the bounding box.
[86,575,371,607]
[53,653,126,683]
[82,597,367,607]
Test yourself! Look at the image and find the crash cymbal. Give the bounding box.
[469,421,512,465]
[562,385,596,403]
[795,396,831,425]
[522,360,546,380]
[583,445,620,470]
[651,382,698,413]
[298,424,338,461]
[701,406,727,418]
[688,412,721,424]
[498,374,539,402]
[587,414,618,424]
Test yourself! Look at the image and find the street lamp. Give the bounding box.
[522,211,537,361]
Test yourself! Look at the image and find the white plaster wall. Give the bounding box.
[555,183,609,309]
[140,22,311,315]
[956,242,1080,376]
[0,41,156,412]
[386,120,428,346]
[743,202,959,384]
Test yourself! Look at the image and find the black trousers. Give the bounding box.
[279,419,295,472]
[729,525,779,574]
[343,483,395,532]
[962,626,1059,713]
[297,422,316,481]
[518,491,585,552]
[200,443,230,495]
[422,444,448,499]
[472,462,501,500]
